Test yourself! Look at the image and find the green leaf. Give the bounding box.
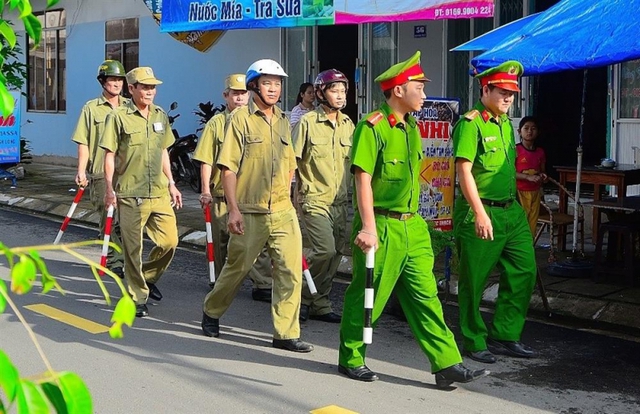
[0,242,15,266]
[55,372,92,414]
[111,296,135,327]
[0,279,7,313]
[11,255,37,295]
[0,82,14,119]
[9,0,20,9]
[1,397,6,414]
[16,379,49,414]
[29,251,63,295]
[48,0,61,8]
[17,0,33,19]
[0,350,19,402]
[0,21,17,48]
[40,382,67,414]
[22,14,41,47]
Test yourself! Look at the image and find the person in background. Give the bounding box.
[515,116,547,237]
[289,82,315,127]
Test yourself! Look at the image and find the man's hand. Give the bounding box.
[75,172,88,187]
[199,192,213,209]
[169,184,183,209]
[105,191,117,209]
[527,174,542,183]
[475,209,494,241]
[227,208,244,235]
[354,228,378,253]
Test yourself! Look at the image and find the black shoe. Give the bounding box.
[110,266,125,279]
[252,288,271,303]
[465,349,497,364]
[272,338,314,353]
[338,365,379,382]
[201,313,220,338]
[148,283,163,301]
[299,304,310,321]
[434,363,490,388]
[310,312,342,323]
[135,304,149,318]
[487,338,535,358]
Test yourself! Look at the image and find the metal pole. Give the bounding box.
[572,69,588,256]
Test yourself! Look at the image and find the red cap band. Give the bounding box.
[380,64,428,90]
[480,72,520,92]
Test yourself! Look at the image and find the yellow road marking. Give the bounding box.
[25,304,110,334]
[310,406,359,414]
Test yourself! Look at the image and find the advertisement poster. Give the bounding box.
[0,92,21,164]
[414,97,459,231]
[160,0,494,32]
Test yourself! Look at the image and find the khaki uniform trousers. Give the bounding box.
[301,203,347,315]
[517,189,542,237]
[211,198,272,288]
[118,195,178,304]
[203,207,302,339]
[90,177,124,268]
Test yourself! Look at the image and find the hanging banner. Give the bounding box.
[160,0,494,32]
[0,92,21,164]
[144,0,225,52]
[415,98,459,231]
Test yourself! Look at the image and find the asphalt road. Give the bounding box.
[1,208,639,414]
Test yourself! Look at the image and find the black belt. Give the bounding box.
[480,198,514,208]
[374,208,415,221]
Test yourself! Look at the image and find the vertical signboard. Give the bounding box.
[0,92,21,164]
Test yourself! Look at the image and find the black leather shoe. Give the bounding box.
[272,338,314,353]
[110,266,125,279]
[299,304,310,321]
[487,338,535,358]
[465,349,497,364]
[252,288,271,303]
[148,283,163,301]
[310,312,342,323]
[338,365,379,382]
[201,313,220,338]
[135,304,149,318]
[434,363,490,388]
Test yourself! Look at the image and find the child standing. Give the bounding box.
[516,116,547,237]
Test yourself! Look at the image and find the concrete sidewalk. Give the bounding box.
[2,161,639,334]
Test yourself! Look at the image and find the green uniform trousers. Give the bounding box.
[118,195,178,304]
[203,207,302,339]
[212,198,272,289]
[90,177,124,268]
[301,203,347,315]
[453,200,537,352]
[339,213,463,372]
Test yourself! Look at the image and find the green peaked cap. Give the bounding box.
[374,51,430,90]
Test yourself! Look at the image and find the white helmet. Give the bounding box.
[246,59,288,84]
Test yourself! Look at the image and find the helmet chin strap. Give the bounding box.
[249,83,274,108]
[318,89,345,112]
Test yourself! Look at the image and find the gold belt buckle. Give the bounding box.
[399,213,413,221]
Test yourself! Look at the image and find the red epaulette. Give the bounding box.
[366,111,384,126]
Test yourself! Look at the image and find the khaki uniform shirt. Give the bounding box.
[192,109,230,197]
[71,95,128,177]
[217,99,296,214]
[292,106,354,207]
[100,101,175,198]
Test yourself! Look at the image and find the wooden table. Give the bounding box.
[555,164,640,248]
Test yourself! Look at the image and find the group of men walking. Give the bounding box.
[72,51,537,389]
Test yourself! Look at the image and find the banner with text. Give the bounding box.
[160,0,494,31]
[0,92,21,164]
[415,98,459,231]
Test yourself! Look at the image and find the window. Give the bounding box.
[105,18,139,73]
[28,9,66,112]
[619,59,640,119]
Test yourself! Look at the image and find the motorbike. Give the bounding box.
[167,102,201,193]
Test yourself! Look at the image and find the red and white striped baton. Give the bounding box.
[204,204,216,285]
[363,248,375,345]
[98,204,115,277]
[302,255,317,295]
[53,186,86,245]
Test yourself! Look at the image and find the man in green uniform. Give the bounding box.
[194,73,273,299]
[72,60,127,278]
[101,67,182,318]
[338,51,489,388]
[201,59,313,353]
[292,69,354,323]
[452,61,537,364]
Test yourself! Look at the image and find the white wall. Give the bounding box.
[398,20,446,98]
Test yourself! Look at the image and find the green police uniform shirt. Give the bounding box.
[193,109,231,197]
[71,95,128,176]
[453,101,517,201]
[292,106,354,208]
[351,102,423,213]
[100,100,175,198]
[217,99,296,214]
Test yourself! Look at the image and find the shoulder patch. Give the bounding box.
[366,111,384,126]
[463,109,480,121]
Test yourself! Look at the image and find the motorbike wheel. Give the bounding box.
[184,157,201,193]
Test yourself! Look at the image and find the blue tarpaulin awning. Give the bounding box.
[450,12,539,52]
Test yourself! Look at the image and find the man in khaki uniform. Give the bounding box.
[72,60,127,277]
[194,73,273,298]
[101,67,182,318]
[201,59,313,353]
[292,69,354,323]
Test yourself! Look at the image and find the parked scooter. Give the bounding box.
[167,102,200,193]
